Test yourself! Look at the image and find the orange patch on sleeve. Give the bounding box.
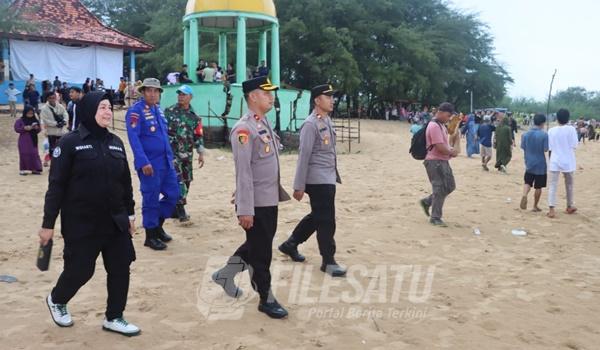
[237,129,250,145]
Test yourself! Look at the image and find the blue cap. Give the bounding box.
[176,85,193,95]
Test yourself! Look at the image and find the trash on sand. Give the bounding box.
[511,229,527,236]
[0,275,17,283]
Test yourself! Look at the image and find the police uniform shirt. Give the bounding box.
[42,125,135,239]
[126,99,175,171]
[231,111,289,216]
[293,112,341,191]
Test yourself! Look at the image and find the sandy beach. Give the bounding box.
[1,112,599,349]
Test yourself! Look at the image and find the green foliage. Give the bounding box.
[0,0,37,34]
[80,0,512,114]
[504,87,600,120]
[275,0,512,114]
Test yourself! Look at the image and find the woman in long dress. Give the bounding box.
[14,106,43,175]
[463,114,480,157]
[494,116,514,173]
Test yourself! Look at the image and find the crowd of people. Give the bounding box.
[9,73,150,174]
[31,75,345,335]
[415,104,582,227]
[2,67,592,337]
[166,60,270,86]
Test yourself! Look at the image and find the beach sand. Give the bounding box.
[1,112,599,349]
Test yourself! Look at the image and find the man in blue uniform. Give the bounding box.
[126,78,179,250]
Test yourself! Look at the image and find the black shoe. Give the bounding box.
[178,204,191,223]
[320,262,347,277]
[157,219,172,242]
[419,199,430,217]
[144,228,167,250]
[278,240,306,262]
[212,270,243,298]
[258,299,288,319]
[429,218,448,227]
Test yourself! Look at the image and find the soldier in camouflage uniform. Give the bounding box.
[164,85,205,223]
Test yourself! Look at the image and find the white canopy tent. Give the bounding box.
[9,39,123,89]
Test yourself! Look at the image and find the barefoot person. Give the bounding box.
[520,114,549,212]
[39,92,140,336]
[547,109,578,218]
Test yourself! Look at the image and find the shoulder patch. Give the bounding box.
[129,113,139,128]
[52,146,61,158]
[237,129,250,145]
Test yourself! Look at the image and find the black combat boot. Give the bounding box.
[178,204,190,223]
[144,228,167,250]
[157,218,172,242]
[278,238,306,262]
[258,291,288,319]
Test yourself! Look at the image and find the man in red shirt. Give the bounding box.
[419,102,459,227]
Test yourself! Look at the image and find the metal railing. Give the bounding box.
[332,107,361,153]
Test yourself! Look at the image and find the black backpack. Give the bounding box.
[409,121,442,160]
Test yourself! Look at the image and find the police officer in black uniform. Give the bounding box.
[38,91,141,337]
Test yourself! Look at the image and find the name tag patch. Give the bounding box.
[109,145,124,152]
[75,145,93,151]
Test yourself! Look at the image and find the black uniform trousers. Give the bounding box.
[51,228,136,320]
[232,206,278,301]
[290,184,337,261]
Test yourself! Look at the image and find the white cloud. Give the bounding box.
[449,0,599,99]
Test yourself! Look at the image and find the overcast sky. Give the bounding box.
[449,0,598,100]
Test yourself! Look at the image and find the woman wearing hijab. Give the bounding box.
[462,114,480,158]
[38,91,140,337]
[14,106,43,175]
[494,112,514,173]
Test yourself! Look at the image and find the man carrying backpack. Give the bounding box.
[418,102,458,227]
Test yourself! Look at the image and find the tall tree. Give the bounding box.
[82,0,512,114]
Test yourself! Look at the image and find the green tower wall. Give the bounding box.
[161,83,311,132]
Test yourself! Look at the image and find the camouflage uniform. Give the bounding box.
[165,104,205,206]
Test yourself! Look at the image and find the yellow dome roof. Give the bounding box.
[186,0,276,17]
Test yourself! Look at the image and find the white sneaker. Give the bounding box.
[102,318,141,337]
[46,294,73,327]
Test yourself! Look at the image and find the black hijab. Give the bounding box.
[21,106,38,126]
[78,91,112,138]
[21,106,40,146]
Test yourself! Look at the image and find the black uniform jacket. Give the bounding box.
[42,125,135,240]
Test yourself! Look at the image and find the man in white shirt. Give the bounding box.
[202,62,217,83]
[5,83,21,118]
[547,108,578,218]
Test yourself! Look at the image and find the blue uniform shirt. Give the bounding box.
[126,98,174,171]
[521,126,549,175]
